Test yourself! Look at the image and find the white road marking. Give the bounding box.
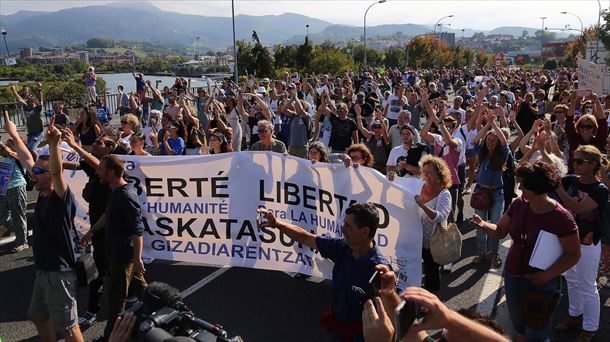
[0,230,33,247]
[476,238,511,317]
[180,265,232,299]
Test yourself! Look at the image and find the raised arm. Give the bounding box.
[46,118,68,198]
[9,86,27,106]
[62,128,100,169]
[2,111,34,171]
[355,105,373,140]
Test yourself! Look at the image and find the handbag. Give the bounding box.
[470,188,493,210]
[429,191,463,265]
[15,160,34,191]
[517,208,559,330]
[71,225,98,287]
[75,252,99,287]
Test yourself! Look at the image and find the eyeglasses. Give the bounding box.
[258,129,270,133]
[349,155,363,161]
[573,158,591,165]
[121,121,129,125]
[579,124,595,130]
[32,166,49,175]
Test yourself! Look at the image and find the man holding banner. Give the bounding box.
[258,202,392,342]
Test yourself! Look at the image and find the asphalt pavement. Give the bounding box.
[2,187,609,342]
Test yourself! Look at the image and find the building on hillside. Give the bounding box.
[20,47,33,59]
[542,42,570,59]
[77,51,89,63]
[52,48,64,56]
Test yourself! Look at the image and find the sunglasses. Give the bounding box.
[32,166,49,175]
[349,155,363,161]
[554,111,564,115]
[572,158,590,165]
[579,124,595,130]
[121,121,129,125]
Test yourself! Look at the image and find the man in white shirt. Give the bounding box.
[386,125,428,181]
[384,84,407,127]
[447,96,466,124]
[388,110,420,149]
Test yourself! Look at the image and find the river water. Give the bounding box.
[96,73,217,94]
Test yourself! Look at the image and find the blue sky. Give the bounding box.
[1,0,605,30]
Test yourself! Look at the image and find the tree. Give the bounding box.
[385,47,406,69]
[352,45,385,67]
[86,38,115,48]
[310,46,355,75]
[406,36,435,68]
[475,49,490,68]
[273,44,297,70]
[295,37,313,72]
[521,30,529,38]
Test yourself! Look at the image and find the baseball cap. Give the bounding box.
[256,86,267,94]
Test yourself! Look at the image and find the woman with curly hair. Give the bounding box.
[307,141,329,164]
[346,143,374,168]
[414,155,453,292]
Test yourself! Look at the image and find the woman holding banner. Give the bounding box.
[414,155,452,293]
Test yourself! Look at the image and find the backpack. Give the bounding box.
[15,160,34,191]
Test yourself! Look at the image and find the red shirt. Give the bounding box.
[504,198,578,275]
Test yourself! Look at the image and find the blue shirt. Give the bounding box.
[315,236,390,342]
[1,157,26,189]
[106,183,144,262]
[164,137,185,155]
[475,144,509,188]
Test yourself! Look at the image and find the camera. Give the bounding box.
[123,282,243,342]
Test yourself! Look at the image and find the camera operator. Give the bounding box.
[257,202,391,342]
[361,265,508,342]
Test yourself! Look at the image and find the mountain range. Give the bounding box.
[0,2,560,51]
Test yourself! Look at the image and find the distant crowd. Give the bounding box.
[1,64,610,342]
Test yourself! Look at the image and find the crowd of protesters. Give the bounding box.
[1,63,610,342]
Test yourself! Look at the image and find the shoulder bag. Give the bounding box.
[15,160,34,191]
[429,191,463,265]
[470,188,493,210]
[71,225,98,287]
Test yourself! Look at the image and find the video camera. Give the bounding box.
[123,282,243,342]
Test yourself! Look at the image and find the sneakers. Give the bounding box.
[10,244,29,253]
[462,187,472,195]
[554,315,582,332]
[443,263,453,272]
[78,311,98,328]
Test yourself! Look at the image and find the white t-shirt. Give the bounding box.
[385,94,407,121]
[450,129,466,165]
[458,124,478,150]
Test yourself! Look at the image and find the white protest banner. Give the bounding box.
[577,58,608,95]
[69,152,423,288]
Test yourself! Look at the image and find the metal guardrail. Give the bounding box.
[0,86,207,129]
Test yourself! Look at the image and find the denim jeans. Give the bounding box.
[26,131,44,151]
[504,272,561,341]
[0,185,27,245]
[474,186,504,255]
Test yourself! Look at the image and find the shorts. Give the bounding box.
[465,147,478,158]
[28,270,79,332]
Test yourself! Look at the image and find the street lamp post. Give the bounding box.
[561,11,591,61]
[1,29,9,58]
[433,14,454,69]
[540,16,547,66]
[363,0,387,69]
[594,0,601,63]
[232,0,238,83]
[306,24,310,40]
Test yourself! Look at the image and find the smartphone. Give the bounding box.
[575,89,591,97]
[368,270,381,295]
[395,300,417,341]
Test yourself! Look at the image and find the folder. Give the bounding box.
[529,230,562,270]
